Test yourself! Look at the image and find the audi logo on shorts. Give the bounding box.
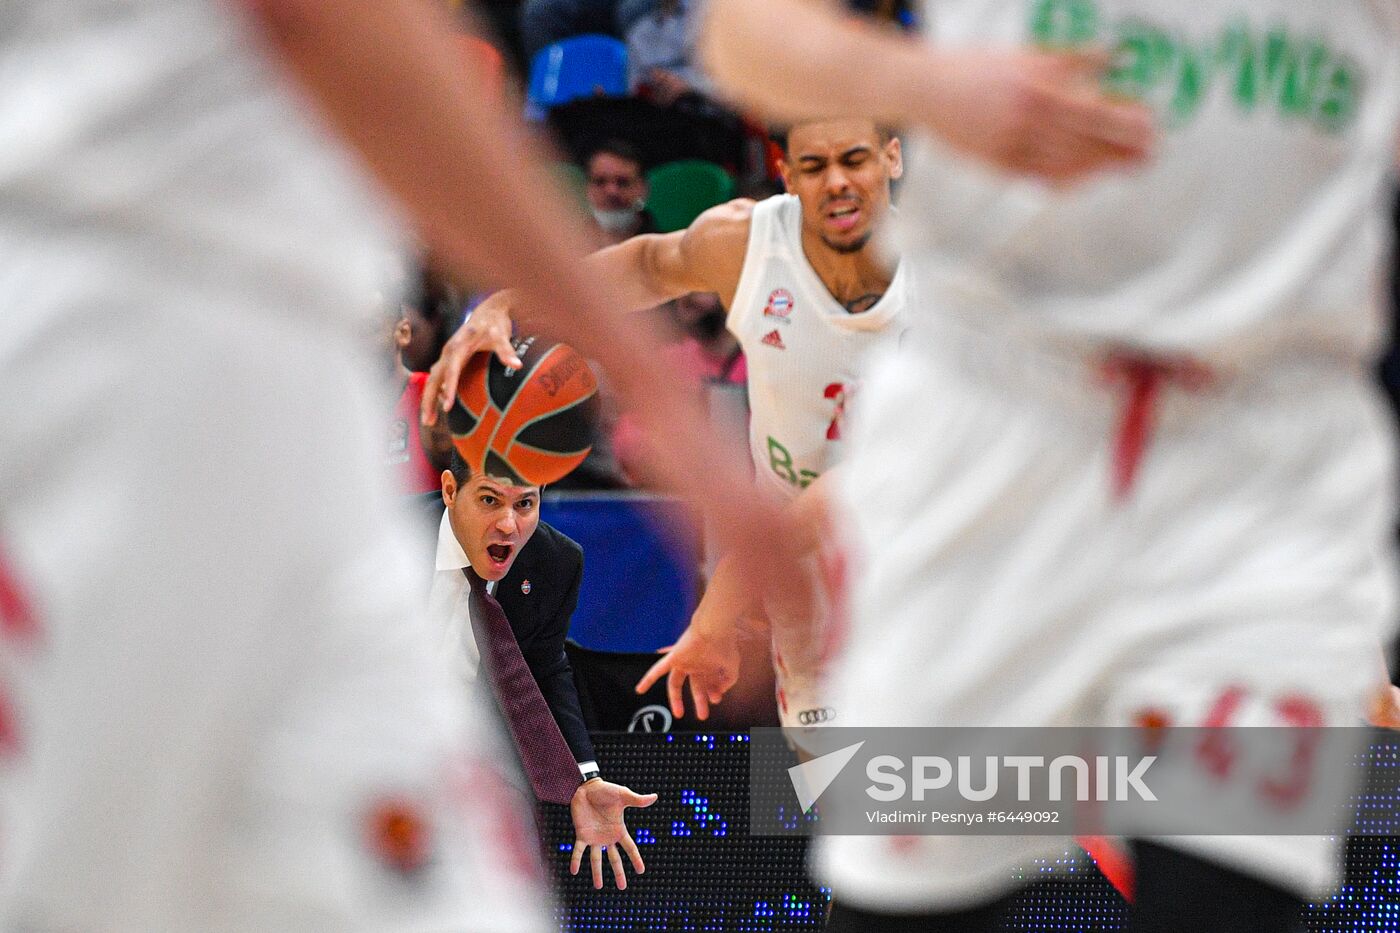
[796,707,837,725]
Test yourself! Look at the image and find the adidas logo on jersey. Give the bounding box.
[761,329,785,350]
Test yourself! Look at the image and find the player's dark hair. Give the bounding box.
[769,123,897,156]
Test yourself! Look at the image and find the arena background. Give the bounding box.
[447,3,1400,928]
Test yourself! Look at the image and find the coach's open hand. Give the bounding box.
[421,292,521,426]
[570,779,657,890]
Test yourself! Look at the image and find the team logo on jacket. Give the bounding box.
[763,288,794,321]
[520,579,531,595]
[761,329,786,350]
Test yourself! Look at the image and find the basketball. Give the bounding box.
[446,336,599,486]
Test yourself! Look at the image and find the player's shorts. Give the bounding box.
[772,545,849,733]
[817,313,1399,909]
[0,301,549,932]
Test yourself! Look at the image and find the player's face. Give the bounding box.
[586,152,647,211]
[780,120,902,255]
[444,473,541,581]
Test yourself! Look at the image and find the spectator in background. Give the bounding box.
[519,0,653,61]
[583,139,658,246]
[386,302,454,496]
[402,266,464,372]
[519,0,614,60]
[626,0,708,104]
[624,0,749,174]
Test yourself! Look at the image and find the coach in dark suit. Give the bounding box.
[426,452,654,890]
[495,517,594,765]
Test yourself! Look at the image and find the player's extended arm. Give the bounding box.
[238,0,810,613]
[637,474,838,720]
[699,0,1154,184]
[421,201,752,425]
[636,551,769,720]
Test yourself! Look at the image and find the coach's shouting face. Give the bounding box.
[441,464,540,581]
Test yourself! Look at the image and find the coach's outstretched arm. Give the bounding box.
[240,0,811,632]
[699,0,1153,184]
[421,199,753,424]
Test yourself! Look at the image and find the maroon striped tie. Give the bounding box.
[464,568,582,805]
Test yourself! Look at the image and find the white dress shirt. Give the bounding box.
[427,510,490,684]
[427,511,596,777]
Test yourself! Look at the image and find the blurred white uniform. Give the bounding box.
[820,0,1400,909]
[726,193,906,727]
[0,2,548,930]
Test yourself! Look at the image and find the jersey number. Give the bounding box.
[824,382,849,441]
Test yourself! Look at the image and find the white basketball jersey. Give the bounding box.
[727,194,908,498]
[0,0,407,343]
[896,0,1400,362]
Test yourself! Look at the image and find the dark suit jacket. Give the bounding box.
[494,521,595,766]
[415,495,595,770]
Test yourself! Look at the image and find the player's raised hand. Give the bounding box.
[569,780,657,890]
[421,291,522,426]
[637,623,746,721]
[637,550,774,719]
[919,47,1154,184]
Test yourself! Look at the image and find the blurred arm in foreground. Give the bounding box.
[240,0,807,607]
[699,0,1154,184]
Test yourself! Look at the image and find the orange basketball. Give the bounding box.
[447,336,599,486]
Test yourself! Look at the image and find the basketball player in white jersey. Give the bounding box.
[0,1,1150,927]
[425,118,908,730]
[0,0,834,928]
[699,0,1400,930]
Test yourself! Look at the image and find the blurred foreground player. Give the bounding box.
[429,117,909,731]
[701,0,1400,929]
[0,0,808,929]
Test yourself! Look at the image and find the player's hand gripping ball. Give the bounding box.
[447,336,599,485]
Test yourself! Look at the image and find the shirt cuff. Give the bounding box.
[577,760,599,778]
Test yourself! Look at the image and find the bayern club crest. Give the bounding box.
[763,288,794,320]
